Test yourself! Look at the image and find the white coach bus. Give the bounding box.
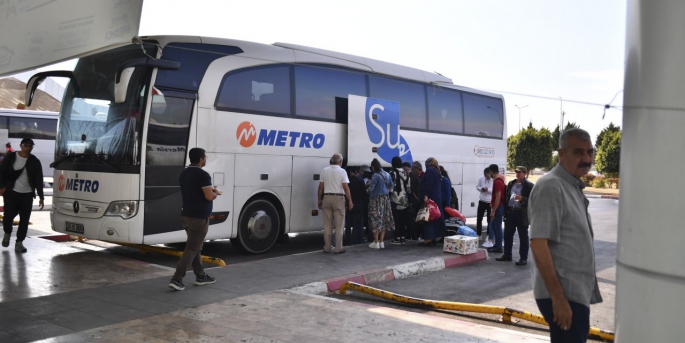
[24,36,506,254]
[0,109,58,179]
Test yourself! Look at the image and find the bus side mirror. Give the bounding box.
[25,71,77,107]
[114,58,181,104]
[114,67,135,104]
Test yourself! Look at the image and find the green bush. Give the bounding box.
[592,178,606,188]
[580,173,596,187]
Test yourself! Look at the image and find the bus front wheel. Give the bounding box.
[232,198,281,254]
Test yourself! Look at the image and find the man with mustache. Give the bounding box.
[528,128,602,342]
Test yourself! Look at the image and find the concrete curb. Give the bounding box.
[585,194,619,200]
[287,249,488,296]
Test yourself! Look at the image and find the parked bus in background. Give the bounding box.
[24,36,506,254]
[0,109,57,182]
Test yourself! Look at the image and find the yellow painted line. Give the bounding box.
[339,282,614,342]
[111,242,226,267]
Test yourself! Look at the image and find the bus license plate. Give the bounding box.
[65,222,84,234]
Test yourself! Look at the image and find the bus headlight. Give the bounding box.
[104,201,139,219]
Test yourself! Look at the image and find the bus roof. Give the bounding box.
[141,35,456,86]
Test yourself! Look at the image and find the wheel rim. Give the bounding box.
[247,210,272,242]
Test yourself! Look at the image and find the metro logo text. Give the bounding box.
[57,175,100,193]
[237,121,325,149]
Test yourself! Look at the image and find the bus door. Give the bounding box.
[142,89,197,240]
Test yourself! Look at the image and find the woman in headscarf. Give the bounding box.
[367,158,395,249]
[439,166,452,210]
[418,157,446,246]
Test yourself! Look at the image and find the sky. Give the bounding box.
[40,0,627,142]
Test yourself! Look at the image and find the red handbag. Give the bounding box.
[426,199,441,221]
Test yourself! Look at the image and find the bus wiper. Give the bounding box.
[51,153,120,172]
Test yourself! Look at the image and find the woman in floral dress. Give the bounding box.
[367,158,395,249]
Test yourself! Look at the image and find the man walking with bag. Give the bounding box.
[169,148,221,291]
[0,138,44,253]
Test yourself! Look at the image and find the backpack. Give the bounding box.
[450,187,459,210]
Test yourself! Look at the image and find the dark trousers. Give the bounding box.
[536,298,590,342]
[476,201,491,236]
[391,206,410,239]
[173,216,208,281]
[3,190,34,241]
[344,209,364,245]
[407,204,421,240]
[503,210,529,260]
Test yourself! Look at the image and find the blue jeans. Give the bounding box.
[487,221,495,241]
[491,206,504,248]
[536,298,590,342]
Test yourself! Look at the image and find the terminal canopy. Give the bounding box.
[0,0,143,77]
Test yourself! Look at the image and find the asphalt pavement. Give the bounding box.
[332,199,618,342]
[0,199,618,342]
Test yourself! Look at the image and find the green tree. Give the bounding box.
[507,126,553,174]
[595,130,621,177]
[549,122,579,169]
[551,125,560,150]
[550,122,580,150]
[595,122,620,150]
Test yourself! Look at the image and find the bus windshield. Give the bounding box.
[56,43,158,173]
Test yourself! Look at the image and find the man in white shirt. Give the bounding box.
[317,154,353,254]
[476,168,493,246]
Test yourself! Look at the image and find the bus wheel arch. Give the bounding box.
[231,193,285,254]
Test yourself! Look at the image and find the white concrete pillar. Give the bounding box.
[616,1,685,341]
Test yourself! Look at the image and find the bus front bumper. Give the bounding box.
[51,209,139,244]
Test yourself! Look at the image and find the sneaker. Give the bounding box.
[417,237,425,243]
[194,274,216,286]
[168,279,185,291]
[390,239,402,245]
[482,241,494,248]
[2,233,9,247]
[14,241,27,253]
[379,242,385,249]
[369,242,380,249]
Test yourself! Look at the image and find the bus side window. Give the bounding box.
[216,65,291,116]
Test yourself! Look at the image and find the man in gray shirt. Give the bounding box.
[529,128,602,342]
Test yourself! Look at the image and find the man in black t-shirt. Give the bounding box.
[169,148,222,291]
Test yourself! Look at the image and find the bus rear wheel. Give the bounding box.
[231,198,281,254]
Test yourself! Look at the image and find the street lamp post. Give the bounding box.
[559,97,564,128]
[515,104,529,131]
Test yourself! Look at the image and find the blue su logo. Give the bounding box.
[365,98,413,164]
